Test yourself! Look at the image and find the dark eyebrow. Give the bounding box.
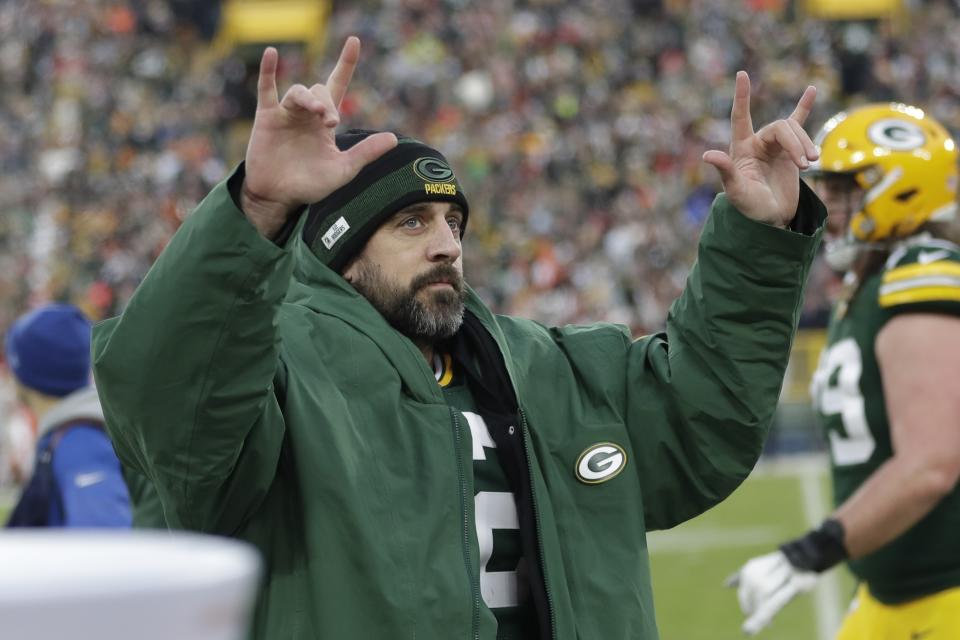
[396,203,432,216]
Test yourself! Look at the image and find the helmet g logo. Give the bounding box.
[575,442,627,484]
[867,119,926,151]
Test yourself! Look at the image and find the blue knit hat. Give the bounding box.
[4,304,92,397]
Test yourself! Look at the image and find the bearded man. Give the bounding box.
[93,38,825,640]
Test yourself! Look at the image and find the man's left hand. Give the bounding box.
[703,72,818,227]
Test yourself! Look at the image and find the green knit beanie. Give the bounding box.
[302,130,469,272]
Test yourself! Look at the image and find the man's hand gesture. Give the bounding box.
[703,72,818,227]
[241,37,398,238]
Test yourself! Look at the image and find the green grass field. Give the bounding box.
[649,456,855,640]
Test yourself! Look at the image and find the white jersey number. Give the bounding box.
[463,411,521,609]
[810,338,876,466]
[475,491,519,608]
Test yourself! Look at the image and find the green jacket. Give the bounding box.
[92,174,824,639]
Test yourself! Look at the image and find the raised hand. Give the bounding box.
[241,37,398,237]
[703,72,818,227]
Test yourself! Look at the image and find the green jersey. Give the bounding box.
[811,236,960,603]
[435,353,537,639]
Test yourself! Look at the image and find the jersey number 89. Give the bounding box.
[810,337,877,466]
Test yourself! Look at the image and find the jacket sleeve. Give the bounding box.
[628,182,825,530]
[123,465,168,529]
[92,168,294,535]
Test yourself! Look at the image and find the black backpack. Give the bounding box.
[6,421,104,528]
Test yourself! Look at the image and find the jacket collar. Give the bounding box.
[288,235,438,404]
[286,232,519,404]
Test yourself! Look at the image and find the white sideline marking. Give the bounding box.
[752,452,829,476]
[799,466,843,640]
[647,526,783,553]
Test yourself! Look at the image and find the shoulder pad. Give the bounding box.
[880,239,960,309]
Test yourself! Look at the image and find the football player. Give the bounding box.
[728,104,960,639]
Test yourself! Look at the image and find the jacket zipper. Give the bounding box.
[450,407,481,640]
[519,407,557,640]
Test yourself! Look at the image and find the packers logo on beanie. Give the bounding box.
[302,130,470,273]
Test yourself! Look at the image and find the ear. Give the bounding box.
[341,257,359,282]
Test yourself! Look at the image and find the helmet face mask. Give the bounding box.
[808,103,959,270]
[822,234,860,272]
[810,172,865,271]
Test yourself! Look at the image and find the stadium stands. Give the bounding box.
[2,0,959,459]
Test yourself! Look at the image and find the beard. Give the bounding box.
[349,259,466,343]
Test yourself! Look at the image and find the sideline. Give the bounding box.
[799,463,844,640]
[648,454,843,640]
[0,487,17,509]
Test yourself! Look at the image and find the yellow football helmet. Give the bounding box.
[810,103,958,242]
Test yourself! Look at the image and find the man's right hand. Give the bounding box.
[240,37,398,238]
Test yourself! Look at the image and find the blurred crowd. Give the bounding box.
[4,0,960,346]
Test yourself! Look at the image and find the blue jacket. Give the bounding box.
[6,387,131,528]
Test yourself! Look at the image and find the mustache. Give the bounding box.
[410,264,464,294]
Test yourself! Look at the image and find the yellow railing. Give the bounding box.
[781,329,827,404]
[803,0,902,20]
[215,0,331,56]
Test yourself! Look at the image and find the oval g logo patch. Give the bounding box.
[413,157,454,182]
[575,442,627,484]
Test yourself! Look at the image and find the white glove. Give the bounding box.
[726,550,819,635]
